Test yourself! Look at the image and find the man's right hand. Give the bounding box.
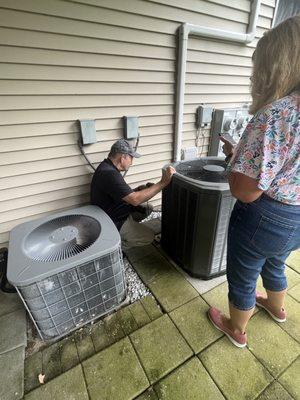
[160,166,176,187]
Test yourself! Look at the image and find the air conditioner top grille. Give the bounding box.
[24,215,101,262]
[175,159,228,183]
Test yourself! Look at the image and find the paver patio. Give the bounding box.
[15,247,300,399]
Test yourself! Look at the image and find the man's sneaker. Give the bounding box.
[208,307,247,348]
[255,292,286,323]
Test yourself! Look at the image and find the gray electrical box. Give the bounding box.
[123,116,139,139]
[78,119,97,145]
[209,108,250,156]
[197,105,213,128]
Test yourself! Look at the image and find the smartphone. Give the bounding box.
[218,132,237,145]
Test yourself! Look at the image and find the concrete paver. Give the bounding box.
[82,337,149,400]
[280,294,300,343]
[0,291,23,318]
[247,312,300,377]
[24,351,43,394]
[129,301,151,327]
[42,342,61,382]
[74,326,95,362]
[59,336,79,373]
[169,297,222,353]
[135,388,158,400]
[288,281,300,302]
[154,357,224,400]
[285,250,300,274]
[148,272,198,312]
[256,381,293,400]
[24,365,88,400]
[130,314,193,384]
[278,357,300,400]
[0,309,27,354]
[0,347,24,400]
[199,337,273,400]
[140,295,163,321]
[91,312,125,352]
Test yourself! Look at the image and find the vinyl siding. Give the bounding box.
[0,0,275,247]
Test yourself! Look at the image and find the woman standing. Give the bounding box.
[208,15,300,348]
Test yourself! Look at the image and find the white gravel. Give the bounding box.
[123,257,150,302]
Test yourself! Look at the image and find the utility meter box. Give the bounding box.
[209,109,250,156]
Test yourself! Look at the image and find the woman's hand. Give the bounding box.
[219,136,235,157]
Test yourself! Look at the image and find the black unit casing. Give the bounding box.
[161,158,235,280]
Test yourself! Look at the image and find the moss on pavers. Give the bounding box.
[280,294,300,342]
[129,301,151,328]
[169,297,222,354]
[135,388,158,400]
[130,314,193,384]
[74,326,95,362]
[140,296,163,321]
[82,337,149,400]
[148,272,198,313]
[256,381,293,400]
[59,336,79,373]
[278,357,300,400]
[125,245,157,263]
[24,365,88,400]
[285,250,300,274]
[0,347,24,400]
[199,337,273,400]
[91,312,125,353]
[288,281,300,302]
[42,342,61,382]
[247,312,300,377]
[24,351,42,394]
[154,357,224,400]
[132,251,178,284]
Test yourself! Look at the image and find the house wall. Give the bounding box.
[0,0,275,247]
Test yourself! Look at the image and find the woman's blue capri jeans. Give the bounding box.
[227,193,300,311]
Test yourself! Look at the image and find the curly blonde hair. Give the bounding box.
[250,14,300,114]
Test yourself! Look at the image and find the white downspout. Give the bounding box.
[174,0,261,161]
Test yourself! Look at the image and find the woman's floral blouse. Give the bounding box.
[228,92,300,205]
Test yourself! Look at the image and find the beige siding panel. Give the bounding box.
[133,0,249,22]
[0,115,174,139]
[0,125,173,153]
[185,74,250,85]
[201,0,250,12]
[0,0,180,34]
[0,9,175,47]
[68,0,247,31]
[188,37,254,57]
[0,94,174,111]
[0,151,172,178]
[186,63,252,76]
[0,28,175,60]
[188,50,252,67]
[0,46,174,71]
[0,64,175,82]
[0,105,174,125]
[0,142,173,167]
[0,81,174,95]
[186,84,249,94]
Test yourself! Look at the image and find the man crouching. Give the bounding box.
[91,139,175,250]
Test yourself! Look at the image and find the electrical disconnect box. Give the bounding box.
[78,119,97,145]
[197,105,213,128]
[209,108,251,156]
[123,116,139,139]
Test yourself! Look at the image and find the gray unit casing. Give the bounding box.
[8,205,126,340]
[161,157,235,279]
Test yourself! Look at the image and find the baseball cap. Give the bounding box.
[110,139,141,158]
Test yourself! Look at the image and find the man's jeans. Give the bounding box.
[227,194,300,310]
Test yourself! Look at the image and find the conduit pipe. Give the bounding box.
[174,0,261,161]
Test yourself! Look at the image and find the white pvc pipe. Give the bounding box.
[174,0,261,161]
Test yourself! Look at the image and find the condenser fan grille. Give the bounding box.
[24,215,101,262]
[176,159,228,183]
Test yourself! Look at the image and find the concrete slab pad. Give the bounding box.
[169,297,222,354]
[130,314,193,384]
[199,337,273,400]
[82,337,149,400]
[184,272,227,295]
